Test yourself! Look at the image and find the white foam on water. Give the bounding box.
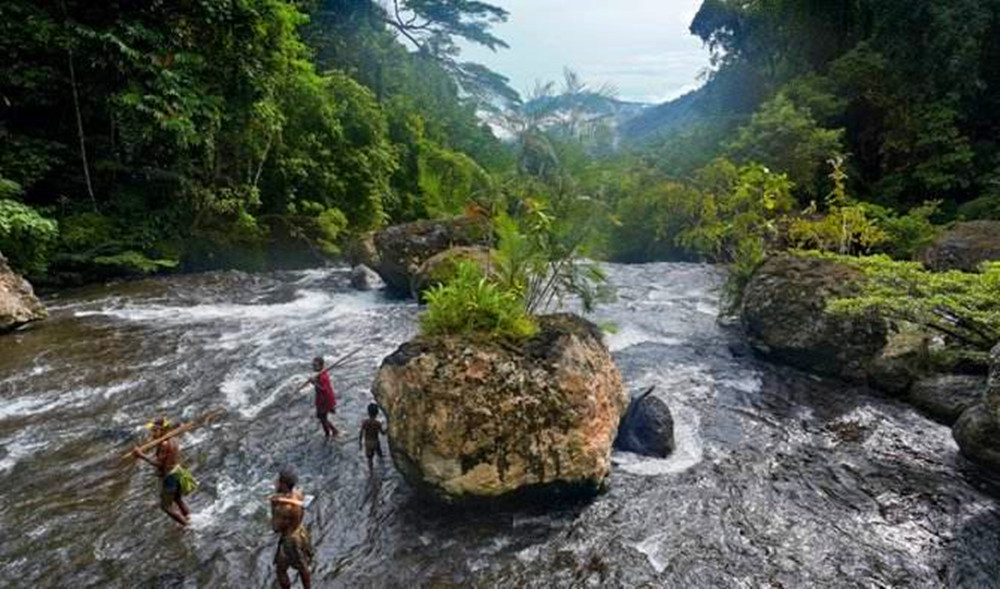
[606,324,683,352]
[74,289,337,325]
[0,430,47,473]
[189,475,263,531]
[634,533,670,574]
[220,371,255,409]
[516,545,541,564]
[0,381,136,421]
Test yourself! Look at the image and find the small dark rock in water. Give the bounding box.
[908,374,985,425]
[614,387,675,458]
[350,265,383,291]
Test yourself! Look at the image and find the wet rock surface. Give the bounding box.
[741,254,888,382]
[614,387,675,458]
[908,374,985,425]
[373,215,489,296]
[919,221,1000,272]
[372,314,627,501]
[953,342,1000,469]
[349,264,383,291]
[0,252,46,332]
[411,245,494,299]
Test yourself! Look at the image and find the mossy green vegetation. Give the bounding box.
[807,252,1000,352]
[420,262,538,340]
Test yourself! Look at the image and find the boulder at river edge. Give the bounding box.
[411,246,495,299]
[372,314,628,502]
[908,374,985,425]
[0,252,46,332]
[614,387,675,458]
[349,265,383,291]
[373,215,489,296]
[919,221,1000,272]
[741,254,888,382]
[953,342,1000,470]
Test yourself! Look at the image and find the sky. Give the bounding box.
[459,0,711,105]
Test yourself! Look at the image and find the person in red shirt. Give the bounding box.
[309,356,339,440]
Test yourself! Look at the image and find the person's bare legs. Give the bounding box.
[175,496,190,518]
[276,564,291,589]
[297,566,311,589]
[160,495,189,526]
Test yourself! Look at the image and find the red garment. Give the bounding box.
[314,372,336,413]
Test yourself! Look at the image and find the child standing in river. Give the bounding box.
[358,403,386,472]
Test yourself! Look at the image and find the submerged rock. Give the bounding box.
[350,264,383,291]
[741,254,888,382]
[411,246,495,299]
[372,314,627,502]
[0,252,46,332]
[908,374,985,425]
[919,221,1000,272]
[613,387,675,458]
[953,342,1000,469]
[373,215,490,296]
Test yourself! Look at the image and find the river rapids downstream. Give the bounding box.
[1,263,999,588]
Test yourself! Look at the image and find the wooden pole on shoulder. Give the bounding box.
[294,346,365,393]
[122,408,224,459]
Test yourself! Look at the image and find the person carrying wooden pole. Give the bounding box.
[130,416,198,526]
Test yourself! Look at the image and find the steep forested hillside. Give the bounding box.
[624,0,1000,215]
[0,0,512,281]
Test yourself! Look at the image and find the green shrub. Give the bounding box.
[958,193,1000,221]
[0,198,58,275]
[787,156,886,255]
[420,261,538,339]
[91,251,179,275]
[59,213,116,252]
[819,253,1000,351]
[868,200,941,260]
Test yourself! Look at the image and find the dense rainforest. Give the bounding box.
[0,0,512,282]
[2,0,1000,302]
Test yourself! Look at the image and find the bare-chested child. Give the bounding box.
[270,468,312,589]
[132,417,191,526]
[358,403,386,473]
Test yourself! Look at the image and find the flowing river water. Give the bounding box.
[1,263,999,588]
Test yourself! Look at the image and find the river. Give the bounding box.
[1,263,998,588]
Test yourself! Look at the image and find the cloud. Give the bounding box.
[459,0,710,104]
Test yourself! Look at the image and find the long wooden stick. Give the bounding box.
[122,409,224,459]
[294,347,365,392]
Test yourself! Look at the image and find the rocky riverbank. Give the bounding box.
[740,245,999,474]
[0,252,46,332]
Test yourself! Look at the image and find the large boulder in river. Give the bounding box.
[741,254,888,381]
[0,252,47,332]
[350,265,383,291]
[908,374,985,425]
[412,246,495,299]
[614,387,675,458]
[919,221,1000,272]
[372,314,628,501]
[373,215,489,296]
[953,342,1000,469]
